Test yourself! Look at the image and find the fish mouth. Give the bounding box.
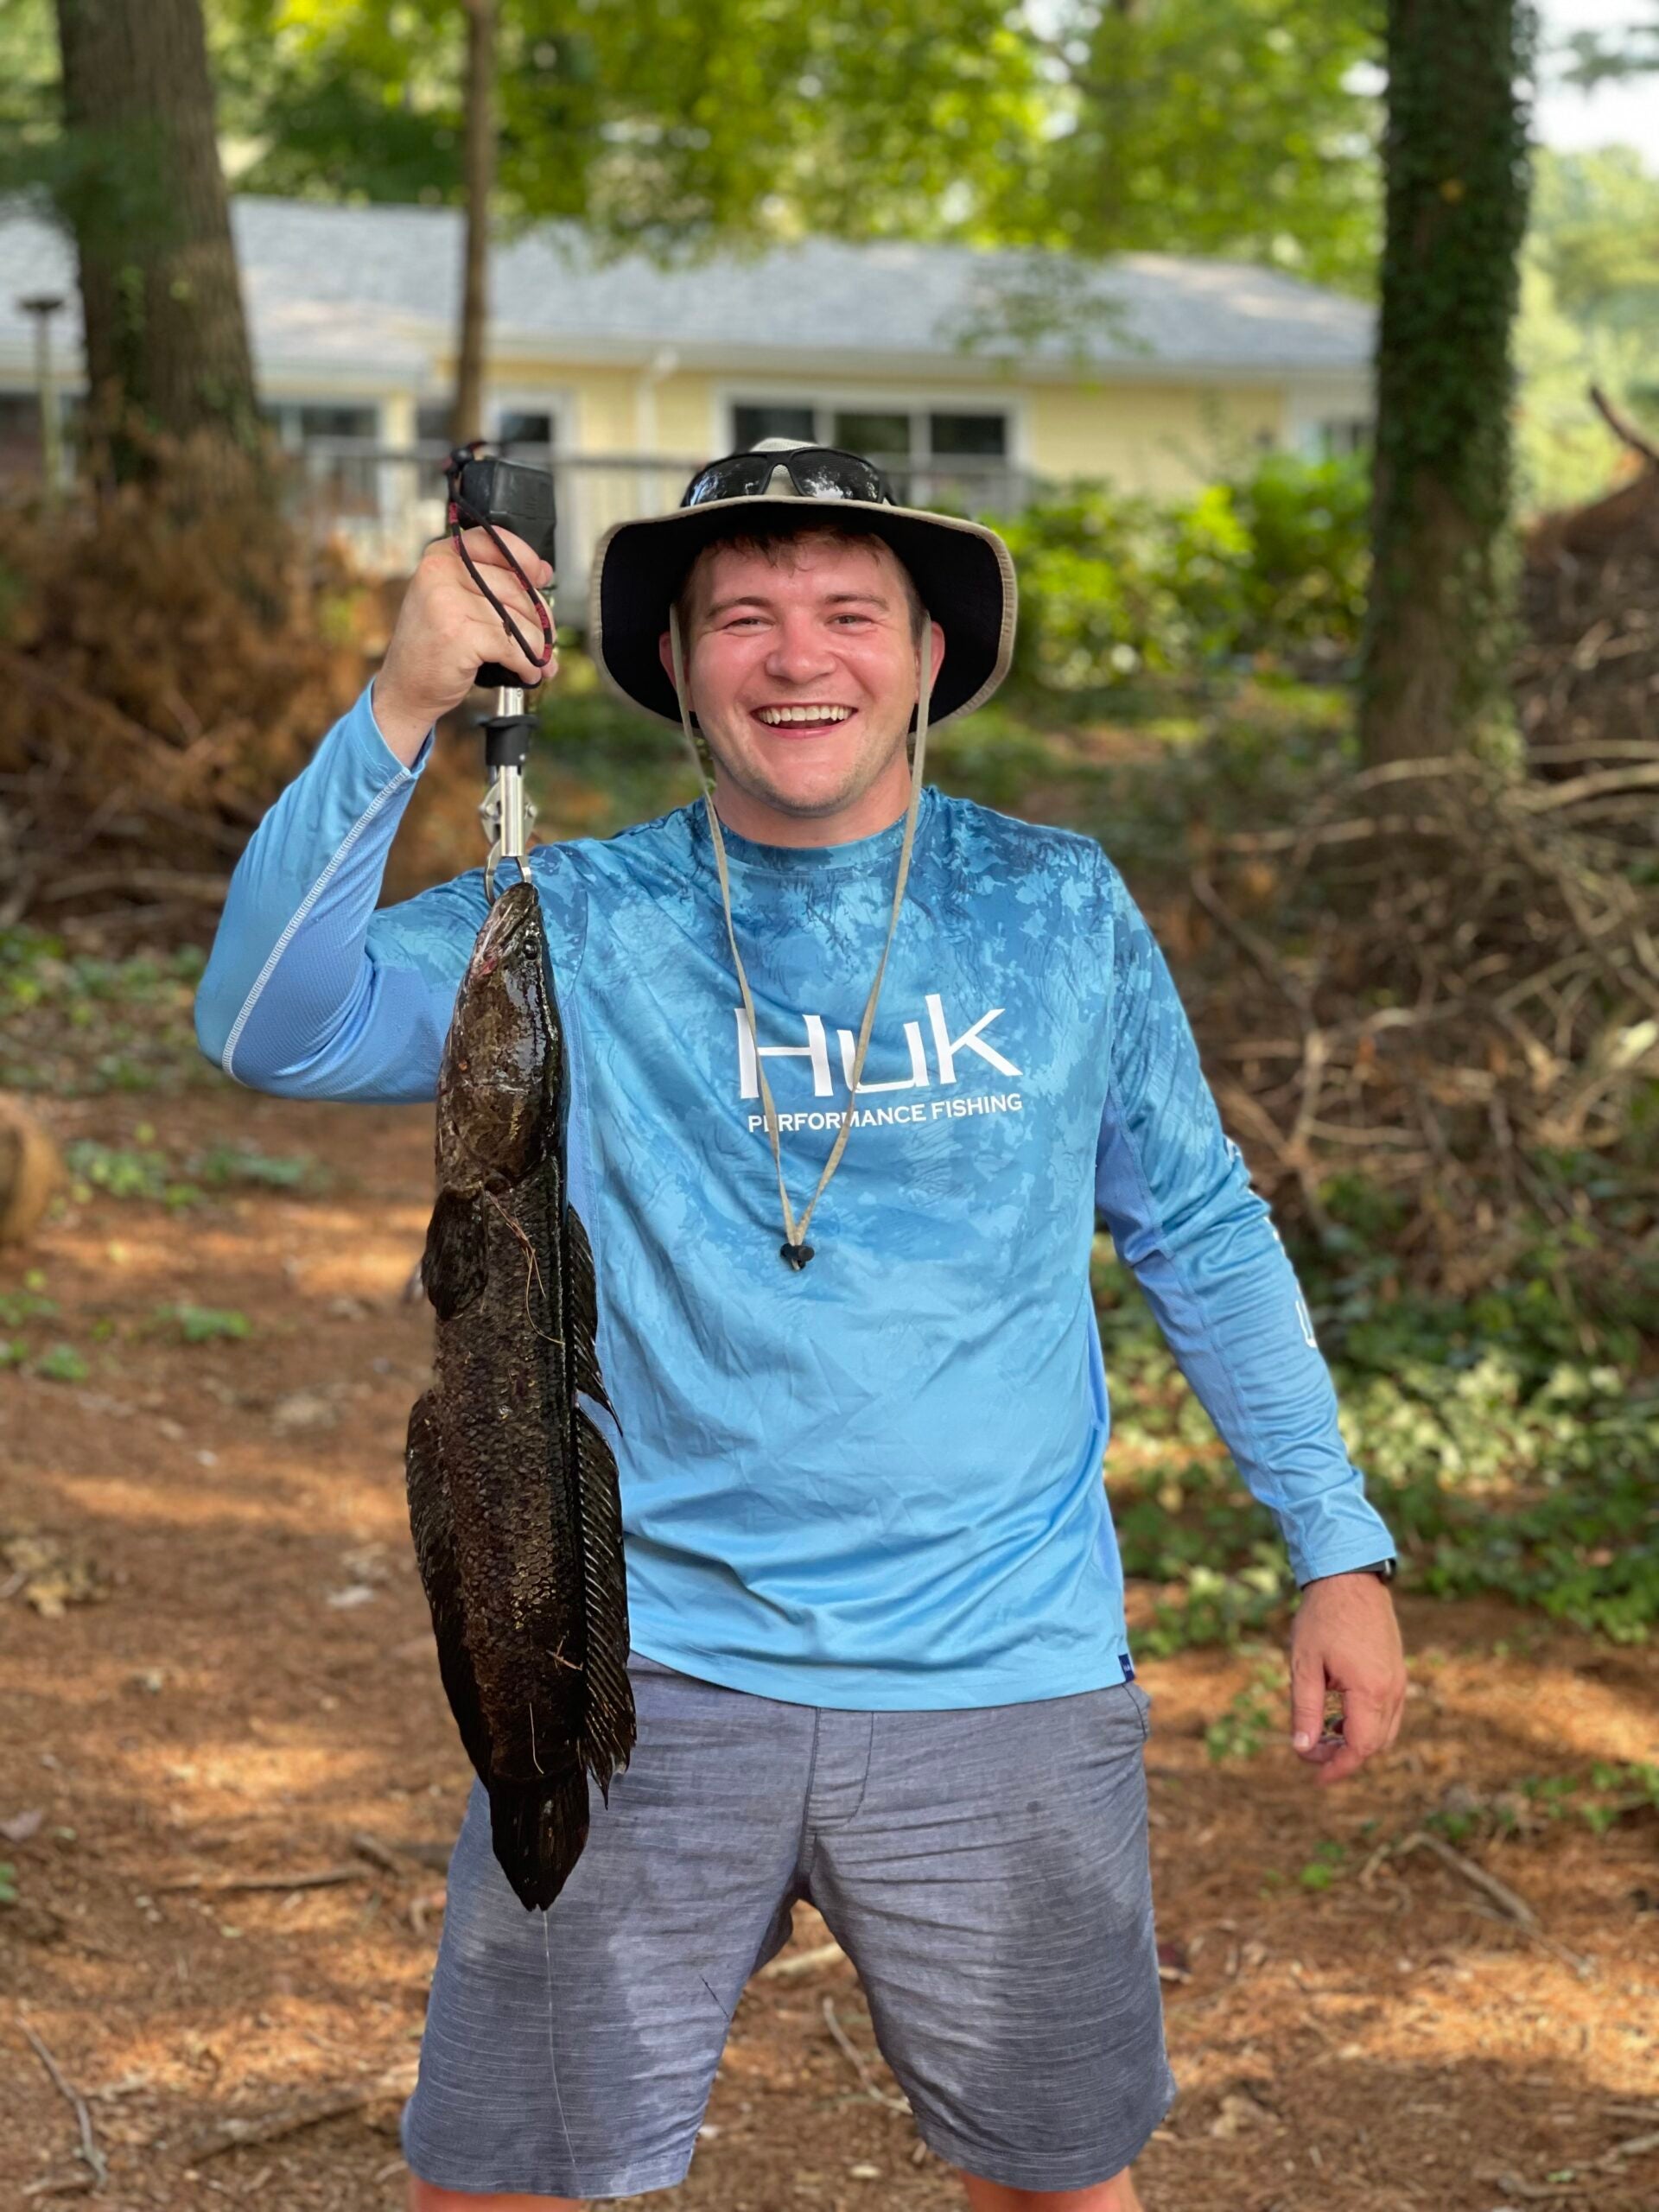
[748,703,859,736]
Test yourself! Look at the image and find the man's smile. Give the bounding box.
[750,702,858,730]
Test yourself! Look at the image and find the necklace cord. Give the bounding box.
[667,607,931,1259]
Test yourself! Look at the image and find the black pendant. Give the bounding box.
[780,1241,815,1270]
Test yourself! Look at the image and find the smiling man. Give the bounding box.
[194,441,1404,2212]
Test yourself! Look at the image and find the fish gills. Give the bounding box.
[405,878,633,1910]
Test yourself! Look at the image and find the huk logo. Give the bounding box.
[734,995,1021,1101]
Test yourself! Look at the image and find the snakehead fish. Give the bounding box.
[404,878,633,1910]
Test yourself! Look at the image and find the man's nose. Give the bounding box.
[764,614,835,684]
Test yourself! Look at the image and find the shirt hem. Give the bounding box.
[625,1626,1136,1712]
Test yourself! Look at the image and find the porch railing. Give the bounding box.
[282,442,1042,616]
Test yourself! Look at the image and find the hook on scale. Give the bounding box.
[442,443,558,896]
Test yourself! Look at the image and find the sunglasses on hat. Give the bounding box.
[680,444,895,510]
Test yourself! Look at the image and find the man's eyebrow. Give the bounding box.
[702,587,896,620]
[703,593,773,620]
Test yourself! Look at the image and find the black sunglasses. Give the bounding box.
[680,444,894,511]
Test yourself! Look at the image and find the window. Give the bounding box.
[1319,417,1370,458]
[264,399,381,515]
[728,400,1014,511]
[929,412,1007,458]
[416,402,452,448]
[733,402,816,448]
[498,409,555,454]
[831,410,911,459]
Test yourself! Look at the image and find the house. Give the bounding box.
[0,195,1373,608]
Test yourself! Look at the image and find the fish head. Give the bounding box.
[438,880,558,1186]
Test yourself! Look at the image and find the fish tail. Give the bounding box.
[489,1764,590,1913]
[573,1404,635,1788]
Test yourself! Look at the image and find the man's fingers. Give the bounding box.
[1289,1652,1327,1756]
[467,608,553,686]
[448,524,554,590]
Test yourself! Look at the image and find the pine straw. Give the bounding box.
[1174,747,1658,1302]
[0,442,375,936]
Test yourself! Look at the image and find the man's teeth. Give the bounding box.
[755,705,854,725]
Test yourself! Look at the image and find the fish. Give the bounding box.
[404,877,633,1910]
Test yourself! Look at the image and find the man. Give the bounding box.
[195,442,1405,2212]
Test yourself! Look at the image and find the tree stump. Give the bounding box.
[0,1096,63,1246]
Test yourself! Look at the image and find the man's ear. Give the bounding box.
[925,617,946,689]
[657,630,676,684]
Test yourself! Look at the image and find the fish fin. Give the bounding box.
[405,1390,493,1783]
[422,1188,487,1322]
[564,1205,618,1425]
[574,1406,636,1789]
[489,1765,589,1912]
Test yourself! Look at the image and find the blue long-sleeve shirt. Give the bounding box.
[196,682,1395,1709]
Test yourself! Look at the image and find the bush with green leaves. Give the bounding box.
[993,452,1370,694]
[1097,1236,1659,1646]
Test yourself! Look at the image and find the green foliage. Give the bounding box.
[1427,1761,1659,1845]
[65,1141,201,1208]
[995,454,1370,694]
[212,0,1041,250]
[0,1864,17,1907]
[1097,1234,1659,1646]
[1299,1839,1349,1891]
[1203,1655,1281,1762]
[34,1343,89,1382]
[0,931,209,1098]
[60,1135,321,1207]
[1514,147,1659,512]
[16,0,1387,291]
[194,1145,321,1190]
[151,1303,251,1344]
[998,0,1382,293]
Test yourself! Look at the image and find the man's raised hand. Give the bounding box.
[371,527,556,765]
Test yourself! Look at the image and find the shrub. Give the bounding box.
[994,452,1370,692]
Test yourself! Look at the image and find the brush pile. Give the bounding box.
[1172,470,1659,1311]
[0,435,372,936]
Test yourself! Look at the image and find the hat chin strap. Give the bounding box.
[668,606,932,1269]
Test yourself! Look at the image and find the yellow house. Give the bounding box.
[0,195,1373,607]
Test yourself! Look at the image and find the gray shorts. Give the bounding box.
[402,1651,1174,2200]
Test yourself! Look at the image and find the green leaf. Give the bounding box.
[35,1343,89,1382]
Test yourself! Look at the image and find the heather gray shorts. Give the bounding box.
[401,1651,1174,2200]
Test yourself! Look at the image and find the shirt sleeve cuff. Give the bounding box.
[1281,1486,1398,1588]
[359,677,435,775]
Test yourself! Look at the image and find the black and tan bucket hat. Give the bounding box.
[587,439,1017,727]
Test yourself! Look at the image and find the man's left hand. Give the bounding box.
[1288,1573,1406,1785]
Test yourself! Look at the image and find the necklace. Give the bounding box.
[667,607,932,1268]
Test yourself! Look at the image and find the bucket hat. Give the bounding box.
[588,439,1017,726]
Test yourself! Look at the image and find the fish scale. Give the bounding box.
[405,878,634,1910]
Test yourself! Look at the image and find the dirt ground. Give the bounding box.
[3,1084,1656,2212]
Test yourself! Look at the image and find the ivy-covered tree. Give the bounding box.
[1358,0,1538,766]
[52,0,262,485]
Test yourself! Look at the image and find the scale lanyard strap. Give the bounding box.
[667,607,931,1269]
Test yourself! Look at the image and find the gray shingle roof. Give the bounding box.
[0,194,1372,383]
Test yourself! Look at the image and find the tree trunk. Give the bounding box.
[1358,0,1537,767]
[451,0,497,448]
[53,0,261,486]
